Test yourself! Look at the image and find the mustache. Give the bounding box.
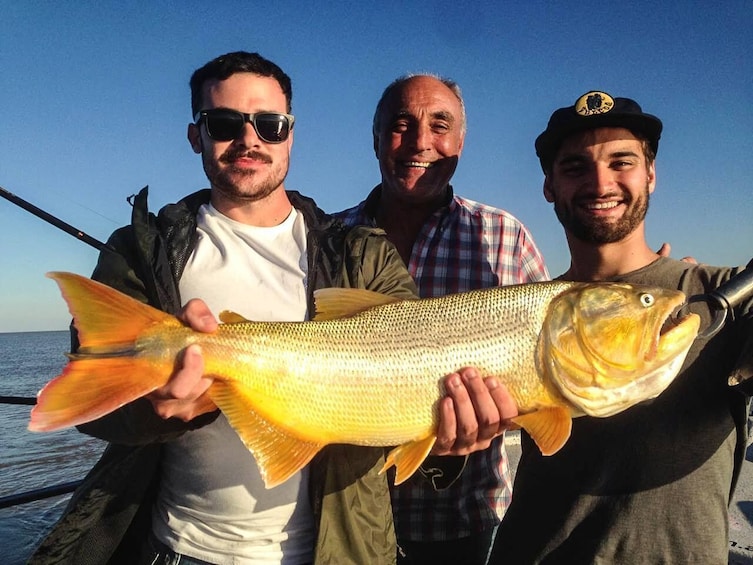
[219,148,273,165]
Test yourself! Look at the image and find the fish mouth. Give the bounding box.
[652,306,701,368]
[546,288,701,418]
[660,302,695,334]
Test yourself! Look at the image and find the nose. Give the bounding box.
[238,120,262,147]
[409,121,432,151]
[591,163,617,193]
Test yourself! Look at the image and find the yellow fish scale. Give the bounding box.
[184,282,575,446]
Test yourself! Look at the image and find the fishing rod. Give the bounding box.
[0,185,114,253]
[691,266,753,340]
[0,184,124,407]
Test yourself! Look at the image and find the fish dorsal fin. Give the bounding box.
[208,380,324,489]
[219,310,251,324]
[381,435,437,485]
[313,288,402,321]
[512,407,572,456]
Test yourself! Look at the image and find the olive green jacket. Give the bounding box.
[31,187,418,564]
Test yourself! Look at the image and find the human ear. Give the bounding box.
[543,177,555,203]
[187,123,202,154]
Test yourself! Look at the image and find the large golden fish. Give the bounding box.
[30,272,699,488]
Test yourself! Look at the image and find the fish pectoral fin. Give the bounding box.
[219,310,251,324]
[312,287,403,320]
[381,435,436,485]
[512,407,572,456]
[208,381,323,489]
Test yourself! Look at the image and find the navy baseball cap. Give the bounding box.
[535,91,663,171]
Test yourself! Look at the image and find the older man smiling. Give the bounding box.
[335,74,549,565]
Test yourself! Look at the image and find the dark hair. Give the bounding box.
[372,74,467,137]
[189,51,293,117]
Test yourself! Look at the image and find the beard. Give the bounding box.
[553,183,650,244]
[203,145,288,203]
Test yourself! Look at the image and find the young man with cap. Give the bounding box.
[490,91,753,563]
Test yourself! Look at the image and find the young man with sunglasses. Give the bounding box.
[31,50,400,565]
[489,91,753,564]
[32,51,518,565]
[335,74,549,565]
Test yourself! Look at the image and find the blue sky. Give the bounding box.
[1,1,751,332]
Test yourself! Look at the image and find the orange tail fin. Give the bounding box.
[28,272,182,432]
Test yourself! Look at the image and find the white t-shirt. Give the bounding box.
[152,203,315,565]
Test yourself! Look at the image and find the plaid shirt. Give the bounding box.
[334,185,549,541]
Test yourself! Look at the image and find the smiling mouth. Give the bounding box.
[585,201,620,210]
[402,161,433,169]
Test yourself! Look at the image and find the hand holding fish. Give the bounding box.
[432,368,518,456]
[145,299,218,421]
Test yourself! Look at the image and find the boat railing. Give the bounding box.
[0,395,35,405]
[0,395,83,509]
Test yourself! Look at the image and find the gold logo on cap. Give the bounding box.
[575,91,615,116]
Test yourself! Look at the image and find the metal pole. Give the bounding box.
[0,395,36,405]
[0,480,83,509]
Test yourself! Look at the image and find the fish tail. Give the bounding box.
[28,272,179,432]
[29,356,164,431]
[45,271,177,353]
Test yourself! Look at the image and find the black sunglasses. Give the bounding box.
[194,109,295,144]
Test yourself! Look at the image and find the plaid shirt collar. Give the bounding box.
[353,183,456,227]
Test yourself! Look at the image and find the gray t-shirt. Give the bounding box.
[493,257,753,564]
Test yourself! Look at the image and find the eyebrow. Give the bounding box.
[393,109,455,122]
[430,110,454,122]
[557,149,641,165]
[609,150,641,159]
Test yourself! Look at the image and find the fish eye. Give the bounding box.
[640,293,655,308]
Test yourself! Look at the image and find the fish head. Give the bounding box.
[540,282,700,417]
